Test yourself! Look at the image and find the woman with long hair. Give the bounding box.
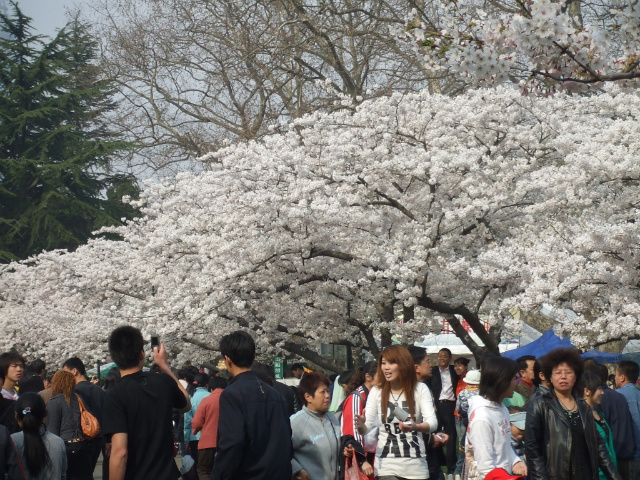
[525,348,620,480]
[12,392,67,479]
[464,357,527,480]
[357,345,437,480]
[184,372,210,470]
[48,370,93,480]
[580,372,617,480]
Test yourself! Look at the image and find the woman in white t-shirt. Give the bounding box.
[356,345,437,480]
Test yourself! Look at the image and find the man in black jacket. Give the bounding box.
[211,331,292,480]
[427,348,459,479]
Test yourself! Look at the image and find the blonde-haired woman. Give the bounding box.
[357,344,438,480]
[48,370,93,480]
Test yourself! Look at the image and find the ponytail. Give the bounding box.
[187,372,210,397]
[15,393,50,477]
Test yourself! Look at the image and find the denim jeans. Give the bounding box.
[454,416,466,475]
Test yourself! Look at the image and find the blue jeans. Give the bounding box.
[454,416,465,475]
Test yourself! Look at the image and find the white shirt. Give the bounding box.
[439,366,455,401]
[1,388,18,401]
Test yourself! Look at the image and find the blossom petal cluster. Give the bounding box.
[403,0,640,91]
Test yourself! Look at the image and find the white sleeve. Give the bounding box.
[364,386,381,433]
[416,383,438,433]
[467,417,497,477]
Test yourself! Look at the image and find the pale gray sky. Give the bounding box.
[14,0,89,38]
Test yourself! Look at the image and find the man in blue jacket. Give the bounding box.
[615,360,640,480]
[211,331,292,480]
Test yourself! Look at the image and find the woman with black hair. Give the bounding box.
[525,348,620,480]
[464,356,527,480]
[340,361,377,479]
[184,372,210,469]
[12,392,67,479]
[581,371,617,480]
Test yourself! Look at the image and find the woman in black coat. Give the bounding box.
[524,348,620,480]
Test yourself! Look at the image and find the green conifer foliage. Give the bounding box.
[0,3,139,262]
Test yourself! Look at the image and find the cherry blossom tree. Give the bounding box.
[403,0,640,91]
[2,86,639,366]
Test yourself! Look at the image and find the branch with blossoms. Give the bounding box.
[402,0,640,91]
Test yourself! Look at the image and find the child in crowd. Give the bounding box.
[509,412,526,462]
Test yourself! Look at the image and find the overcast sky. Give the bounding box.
[14,0,89,37]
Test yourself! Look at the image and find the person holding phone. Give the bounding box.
[356,345,437,480]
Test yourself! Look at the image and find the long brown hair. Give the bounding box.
[51,370,76,406]
[376,345,417,422]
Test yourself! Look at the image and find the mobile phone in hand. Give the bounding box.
[151,335,159,349]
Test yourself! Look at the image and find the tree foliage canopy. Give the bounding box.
[1,87,639,366]
[0,3,139,261]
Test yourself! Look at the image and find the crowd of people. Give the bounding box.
[0,328,638,480]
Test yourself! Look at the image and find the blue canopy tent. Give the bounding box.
[503,330,622,364]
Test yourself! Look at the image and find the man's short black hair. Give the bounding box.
[252,362,274,385]
[407,346,427,366]
[108,326,144,370]
[533,357,544,386]
[618,360,640,384]
[62,357,87,377]
[27,359,46,376]
[0,365,4,382]
[219,331,255,368]
[290,363,304,372]
[0,352,24,377]
[438,348,452,358]
[516,355,536,374]
[597,363,609,384]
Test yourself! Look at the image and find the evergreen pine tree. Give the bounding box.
[0,3,139,261]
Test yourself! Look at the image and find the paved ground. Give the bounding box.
[93,454,103,480]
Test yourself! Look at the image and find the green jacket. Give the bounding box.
[594,407,617,480]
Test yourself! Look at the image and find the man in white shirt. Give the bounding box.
[427,348,459,479]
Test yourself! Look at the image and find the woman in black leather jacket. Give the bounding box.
[524,348,621,480]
